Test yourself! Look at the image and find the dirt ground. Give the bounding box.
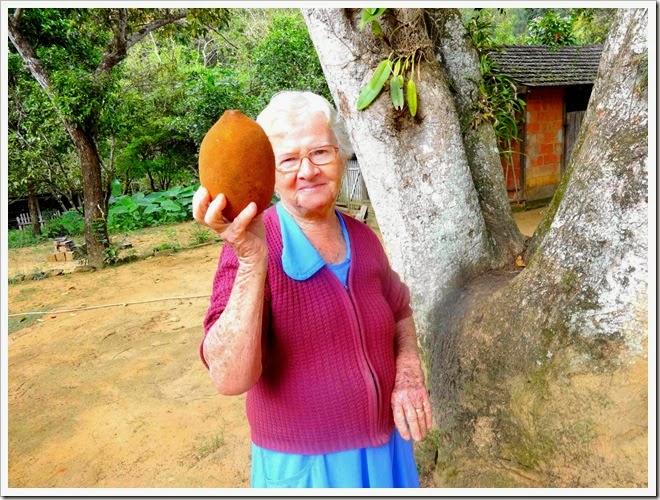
[7,211,544,489]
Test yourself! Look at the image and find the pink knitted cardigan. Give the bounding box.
[201,205,413,454]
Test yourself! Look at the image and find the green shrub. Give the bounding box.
[42,210,85,238]
[108,184,198,233]
[8,229,45,249]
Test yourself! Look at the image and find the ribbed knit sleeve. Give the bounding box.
[369,230,413,323]
[384,264,413,323]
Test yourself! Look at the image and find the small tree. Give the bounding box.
[8,8,227,267]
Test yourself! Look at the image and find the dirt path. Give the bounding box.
[8,210,545,488]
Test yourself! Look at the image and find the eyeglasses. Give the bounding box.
[275,145,339,173]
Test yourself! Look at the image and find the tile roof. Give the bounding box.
[488,44,604,87]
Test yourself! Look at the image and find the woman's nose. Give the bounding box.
[297,157,319,179]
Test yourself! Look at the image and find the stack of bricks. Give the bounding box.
[47,238,75,262]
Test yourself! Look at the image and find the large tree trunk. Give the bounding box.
[425,8,526,265]
[302,8,495,353]
[431,8,648,487]
[304,6,648,488]
[71,127,110,268]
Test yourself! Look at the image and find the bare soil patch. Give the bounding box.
[8,238,252,488]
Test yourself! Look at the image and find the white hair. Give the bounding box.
[256,91,354,160]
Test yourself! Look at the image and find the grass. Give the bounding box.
[153,242,181,253]
[8,314,43,335]
[18,286,39,297]
[186,425,226,467]
[189,226,215,246]
[8,229,46,249]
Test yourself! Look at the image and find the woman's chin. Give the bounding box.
[292,193,336,215]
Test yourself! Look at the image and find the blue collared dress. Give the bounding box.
[250,203,420,488]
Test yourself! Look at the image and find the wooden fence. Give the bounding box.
[338,159,369,206]
[16,210,61,231]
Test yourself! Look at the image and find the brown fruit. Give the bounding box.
[198,110,276,221]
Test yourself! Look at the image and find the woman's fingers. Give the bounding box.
[392,387,433,442]
[221,202,257,244]
[392,404,411,441]
[204,193,228,229]
[192,186,211,223]
[193,192,265,262]
[423,397,433,430]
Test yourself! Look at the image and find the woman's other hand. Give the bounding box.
[193,186,267,265]
[391,360,433,442]
[391,316,433,442]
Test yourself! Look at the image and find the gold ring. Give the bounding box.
[415,408,423,413]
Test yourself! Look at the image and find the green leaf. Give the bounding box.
[371,21,384,36]
[161,186,182,198]
[113,196,139,213]
[393,60,401,76]
[110,178,122,197]
[143,204,160,215]
[357,60,391,111]
[407,78,418,117]
[390,75,404,110]
[110,206,130,215]
[360,8,387,30]
[160,200,183,212]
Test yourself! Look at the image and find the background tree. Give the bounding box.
[8,8,227,267]
[460,8,616,46]
[303,7,648,487]
[8,59,81,221]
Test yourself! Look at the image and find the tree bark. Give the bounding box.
[70,127,111,268]
[27,180,41,236]
[425,8,526,265]
[431,8,648,487]
[302,8,494,353]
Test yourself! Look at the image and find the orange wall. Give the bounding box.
[500,87,565,201]
[523,87,565,200]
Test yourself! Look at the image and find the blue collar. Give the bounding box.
[276,202,351,281]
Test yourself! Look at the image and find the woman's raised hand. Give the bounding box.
[192,186,267,265]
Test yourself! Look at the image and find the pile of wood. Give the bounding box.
[46,237,76,262]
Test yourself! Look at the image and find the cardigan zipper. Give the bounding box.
[344,283,381,440]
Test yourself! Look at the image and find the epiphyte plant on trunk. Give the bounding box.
[356,8,424,117]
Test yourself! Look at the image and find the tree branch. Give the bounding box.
[94,8,188,78]
[8,16,78,141]
[13,8,23,21]
[8,17,53,94]
[125,9,188,50]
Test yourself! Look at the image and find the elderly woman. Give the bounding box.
[193,91,432,488]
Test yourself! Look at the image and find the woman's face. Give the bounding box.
[269,112,345,220]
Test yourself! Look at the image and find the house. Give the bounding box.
[489,44,604,202]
